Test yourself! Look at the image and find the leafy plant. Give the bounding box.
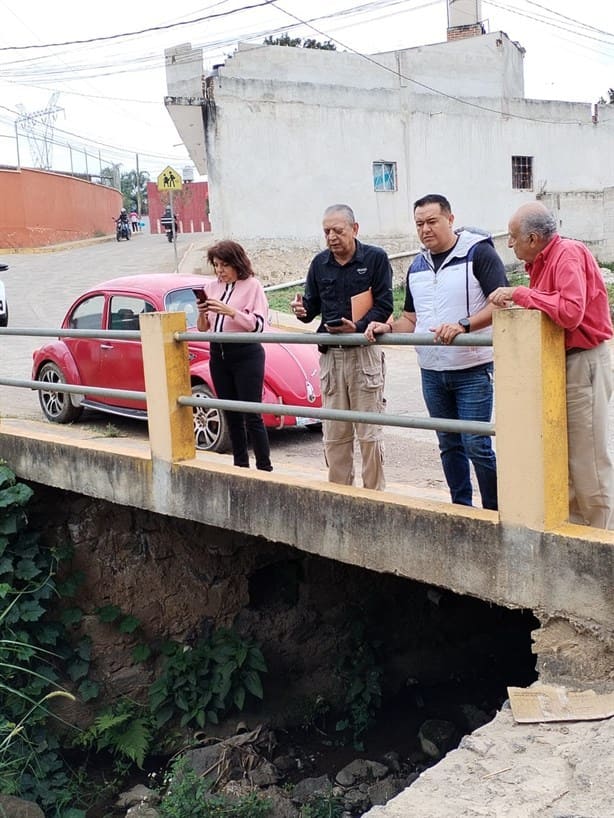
[150,628,267,730]
[335,620,383,750]
[263,33,336,50]
[75,698,153,769]
[0,464,271,811]
[158,755,271,817]
[301,794,344,818]
[0,463,89,814]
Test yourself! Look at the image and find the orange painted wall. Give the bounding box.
[0,167,122,249]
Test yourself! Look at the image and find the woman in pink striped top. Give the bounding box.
[196,240,272,471]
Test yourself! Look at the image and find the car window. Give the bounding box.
[69,295,105,330]
[165,288,198,322]
[109,295,154,331]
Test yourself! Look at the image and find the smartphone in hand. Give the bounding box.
[326,318,344,328]
[192,288,208,304]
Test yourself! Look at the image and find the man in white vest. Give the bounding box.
[366,194,507,510]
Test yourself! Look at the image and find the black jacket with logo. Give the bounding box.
[300,240,393,334]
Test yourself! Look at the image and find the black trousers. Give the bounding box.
[210,342,272,471]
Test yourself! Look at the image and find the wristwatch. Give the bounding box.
[458,317,471,332]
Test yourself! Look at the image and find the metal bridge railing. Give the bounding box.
[0,326,494,438]
[0,309,574,530]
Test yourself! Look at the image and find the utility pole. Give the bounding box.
[14,120,21,170]
[136,152,142,216]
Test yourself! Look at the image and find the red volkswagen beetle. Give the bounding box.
[31,274,321,451]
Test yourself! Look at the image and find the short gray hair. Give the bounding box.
[323,204,356,225]
[518,208,557,240]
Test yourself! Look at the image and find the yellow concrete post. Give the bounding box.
[493,308,568,530]
[139,312,195,462]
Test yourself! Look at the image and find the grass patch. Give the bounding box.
[267,286,406,316]
[268,269,614,320]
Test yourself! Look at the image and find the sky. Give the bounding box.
[0,0,613,181]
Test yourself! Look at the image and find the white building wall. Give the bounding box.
[393,32,524,99]
[405,95,612,231]
[207,77,411,240]
[165,35,614,258]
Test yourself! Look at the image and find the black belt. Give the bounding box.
[319,344,360,352]
[566,347,588,356]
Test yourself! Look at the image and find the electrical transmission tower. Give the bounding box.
[16,92,63,170]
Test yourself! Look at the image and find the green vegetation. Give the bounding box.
[263,33,336,50]
[75,627,267,770]
[149,629,267,730]
[0,462,90,815]
[121,169,150,213]
[0,462,268,813]
[266,285,406,316]
[269,265,614,324]
[334,620,383,750]
[300,794,344,818]
[158,755,271,817]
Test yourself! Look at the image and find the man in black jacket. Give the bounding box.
[291,204,393,491]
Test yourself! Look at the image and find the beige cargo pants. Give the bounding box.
[319,345,386,491]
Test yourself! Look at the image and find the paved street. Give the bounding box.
[5,234,613,500]
[0,232,447,495]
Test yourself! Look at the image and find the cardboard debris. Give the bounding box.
[508,684,614,723]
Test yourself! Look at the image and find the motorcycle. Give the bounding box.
[160,214,178,243]
[0,263,8,327]
[115,218,131,241]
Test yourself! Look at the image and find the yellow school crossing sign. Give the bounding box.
[157,165,183,191]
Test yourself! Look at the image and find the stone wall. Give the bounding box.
[29,483,537,729]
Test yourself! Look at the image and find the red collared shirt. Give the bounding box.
[512,234,613,350]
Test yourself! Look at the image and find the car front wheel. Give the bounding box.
[37,362,83,424]
[192,383,231,453]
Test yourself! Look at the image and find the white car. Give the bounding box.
[0,264,7,327]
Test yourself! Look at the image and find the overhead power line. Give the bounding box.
[0,0,277,51]
[267,1,597,125]
[484,0,614,46]
[522,0,614,38]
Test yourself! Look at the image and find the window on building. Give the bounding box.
[373,161,397,192]
[512,156,533,190]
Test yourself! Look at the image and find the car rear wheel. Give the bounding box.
[192,383,231,453]
[37,362,83,424]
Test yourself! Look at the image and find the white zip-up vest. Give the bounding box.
[408,231,494,371]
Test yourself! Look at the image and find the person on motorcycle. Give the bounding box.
[160,205,179,241]
[116,208,131,240]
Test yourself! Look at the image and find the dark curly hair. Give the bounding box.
[206,240,255,280]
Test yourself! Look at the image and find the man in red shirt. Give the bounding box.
[489,201,614,529]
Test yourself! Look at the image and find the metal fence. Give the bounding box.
[0,325,494,438]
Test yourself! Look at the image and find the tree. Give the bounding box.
[121,169,150,214]
[100,164,120,189]
[263,33,336,50]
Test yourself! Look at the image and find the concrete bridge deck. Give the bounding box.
[1,413,612,689]
[2,236,613,816]
[1,415,613,817]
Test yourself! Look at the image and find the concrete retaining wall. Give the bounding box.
[0,167,121,249]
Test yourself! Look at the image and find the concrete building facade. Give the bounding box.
[164,27,614,259]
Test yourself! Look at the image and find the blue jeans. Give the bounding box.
[420,363,498,510]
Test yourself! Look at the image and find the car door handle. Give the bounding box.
[100,343,114,349]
